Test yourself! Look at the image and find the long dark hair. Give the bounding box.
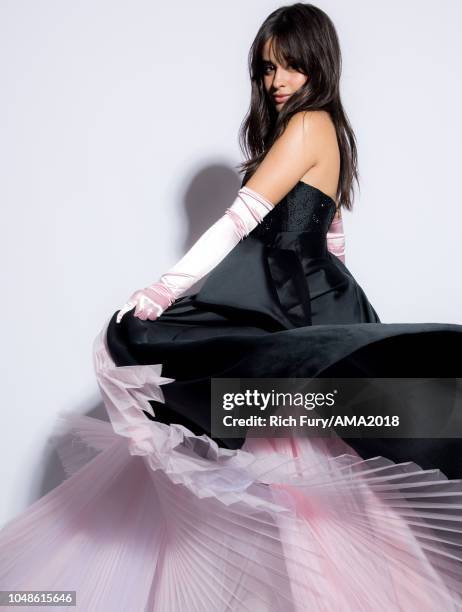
[238,2,359,211]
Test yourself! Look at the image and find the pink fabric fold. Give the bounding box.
[327,214,345,263]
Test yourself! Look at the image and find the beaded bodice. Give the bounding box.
[248,181,337,243]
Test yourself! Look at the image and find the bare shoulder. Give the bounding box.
[296,110,336,140]
[286,109,334,131]
[283,110,336,159]
[243,111,336,206]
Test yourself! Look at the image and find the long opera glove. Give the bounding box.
[326,213,345,264]
[116,186,275,323]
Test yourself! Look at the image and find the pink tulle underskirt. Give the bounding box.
[0,319,461,611]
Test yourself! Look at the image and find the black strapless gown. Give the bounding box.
[2,180,462,611]
[106,180,462,478]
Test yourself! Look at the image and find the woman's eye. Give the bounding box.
[263,62,299,74]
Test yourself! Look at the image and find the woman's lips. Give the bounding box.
[273,94,290,103]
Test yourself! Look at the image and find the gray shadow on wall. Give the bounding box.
[176,164,244,293]
[31,164,244,505]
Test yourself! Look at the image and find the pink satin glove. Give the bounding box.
[326,212,345,264]
[116,186,274,324]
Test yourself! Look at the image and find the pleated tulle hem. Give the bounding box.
[0,319,462,611]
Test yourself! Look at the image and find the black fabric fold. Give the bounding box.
[106,181,462,477]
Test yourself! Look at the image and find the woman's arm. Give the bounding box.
[116,111,318,323]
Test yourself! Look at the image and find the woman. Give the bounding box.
[1,3,462,610]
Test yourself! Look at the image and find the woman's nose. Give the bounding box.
[272,68,288,88]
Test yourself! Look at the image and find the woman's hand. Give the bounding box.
[116,284,172,324]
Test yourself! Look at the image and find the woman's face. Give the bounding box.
[262,37,308,110]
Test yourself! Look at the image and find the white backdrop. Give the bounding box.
[1,0,461,526]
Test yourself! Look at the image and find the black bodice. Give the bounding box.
[248,181,337,243]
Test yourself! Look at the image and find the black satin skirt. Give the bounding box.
[106,232,462,478]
